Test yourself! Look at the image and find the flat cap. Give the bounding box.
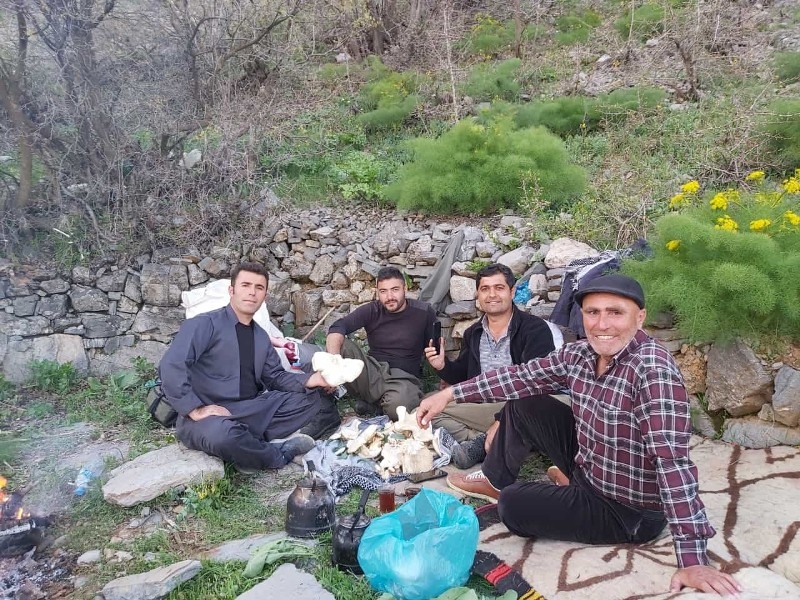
[574,273,645,309]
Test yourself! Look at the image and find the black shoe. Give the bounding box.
[298,400,341,440]
[451,434,487,470]
[278,434,316,463]
[354,399,381,418]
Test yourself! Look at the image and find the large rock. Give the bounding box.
[89,340,168,376]
[674,344,707,396]
[721,415,800,448]
[293,290,324,326]
[266,271,292,316]
[372,221,410,258]
[322,289,357,307]
[0,313,52,337]
[13,295,38,316]
[449,275,476,302]
[497,246,538,275]
[309,254,335,285]
[283,255,313,282]
[772,365,800,427]
[544,237,599,269]
[103,444,224,507]
[36,294,69,319]
[202,532,315,562]
[706,339,772,416]
[81,314,131,338]
[69,285,109,312]
[2,334,88,383]
[131,306,186,338]
[96,269,128,292]
[140,264,188,307]
[101,559,202,600]
[235,563,335,600]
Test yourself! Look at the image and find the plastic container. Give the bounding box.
[74,456,106,497]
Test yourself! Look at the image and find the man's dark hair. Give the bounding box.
[476,263,516,289]
[376,266,405,285]
[230,261,269,287]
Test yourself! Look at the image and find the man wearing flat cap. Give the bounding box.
[417,274,740,596]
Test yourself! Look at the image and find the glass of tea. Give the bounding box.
[378,483,395,514]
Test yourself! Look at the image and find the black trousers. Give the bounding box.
[177,389,322,469]
[484,394,666,544]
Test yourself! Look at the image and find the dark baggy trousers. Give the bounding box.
[176,389,322,469]
[484,394,666,544]
[340,339,422,421]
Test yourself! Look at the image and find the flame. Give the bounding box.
[0,474,6,504]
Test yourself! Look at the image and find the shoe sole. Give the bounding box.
[447,477,499,503]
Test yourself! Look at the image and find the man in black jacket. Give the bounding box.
[425,263,557,468]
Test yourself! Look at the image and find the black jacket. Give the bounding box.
[436,305,556,384]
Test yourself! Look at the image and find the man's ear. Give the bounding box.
[228,285,235,298]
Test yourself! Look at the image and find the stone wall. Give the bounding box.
[1,207,798,447]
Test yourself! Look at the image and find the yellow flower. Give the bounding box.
[681,180,700,194]
[784,176,800,194]
[669,192,687,208]
[749,219,771,231]
[666,240,680,251]
[745,170,765,182]
[714,215,739,232]
[709,192,727,210]
[784,210,800,226]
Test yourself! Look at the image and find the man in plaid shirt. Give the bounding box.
[417,274,741,596]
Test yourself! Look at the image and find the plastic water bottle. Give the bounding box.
[74,456,106,497]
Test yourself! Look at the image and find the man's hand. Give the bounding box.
[670,565,741,596]
[416,388,454,428]
[188,405,231,421]
[305,371,335,393]
[424,337,446,371]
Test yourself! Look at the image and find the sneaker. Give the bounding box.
[298,399,342,440]
[447,469,500,503]
[546,465,570,486]
[278,434,316,463]
[433,427,457,457]
[233,464,260,476]
[451,433,487,470]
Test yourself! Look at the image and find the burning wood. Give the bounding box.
[0,475,51,559]
[1,474,29,523]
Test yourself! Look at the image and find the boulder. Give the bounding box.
[89,340,168,376]
[235,563,335,600]
[81,314,131,338]
[2,334,88,383]
[706,339,772,416]
[140,264,188,307]
[131,306,186,338]
[772,366,800,427]
[36,294,68,319]
[69,285,109,312]
[497,246,538,275]
[13,295,38,316]
[544,237,599,269]
[309,254,335,285]
[103,444,224,507]
[39,278,70,294]
[293,290,324,326]
[721,415,800,448]
[96,269,128,292]
[0,313,52,337]
[101,559,202,600]
[449,275,476,302]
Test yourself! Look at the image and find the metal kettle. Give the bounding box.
[331,489,371,574]
[285,461,336,538]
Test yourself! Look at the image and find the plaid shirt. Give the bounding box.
[452,329,715,568]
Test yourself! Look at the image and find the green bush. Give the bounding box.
[759,99,800,169]
[599,86,667,114]
[614,3,665,41]
[27,360,81,394]
[461,14,516,57]
[462,58,522,102]
[383,115,586,214]
[331,151,386,201]
[774,52,800,84]
[516,96,602,136]
[356,58,421,131]
[555,11,601,46]
[623,171,800,343]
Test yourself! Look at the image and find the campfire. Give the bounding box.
[0,475,50,558]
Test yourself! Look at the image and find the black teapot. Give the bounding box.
[331,489,371,574]
[285,461,336,538]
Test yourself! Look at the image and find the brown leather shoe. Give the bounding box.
[447,470,500,502]
[546,465,570,486]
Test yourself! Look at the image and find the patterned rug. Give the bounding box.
[477,437,800,599]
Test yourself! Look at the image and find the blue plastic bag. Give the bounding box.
[358,488,479,600]
[513,279,532,305]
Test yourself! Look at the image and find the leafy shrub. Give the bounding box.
[555,11,601,46]
[331,151,386,201]
[758,100,800,169]
[383,115,586,214]
[598,86,667,115]
[462,58,522,102]
[623,171,800,343]
[516,96,603,136]
[357,58,421,131]
[461,14,516,57]
[27,360,81,394]
[66,370,149,427]
[774,52,800,84]
[614,3,665,41]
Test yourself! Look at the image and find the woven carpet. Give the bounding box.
[476,437,800,600]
